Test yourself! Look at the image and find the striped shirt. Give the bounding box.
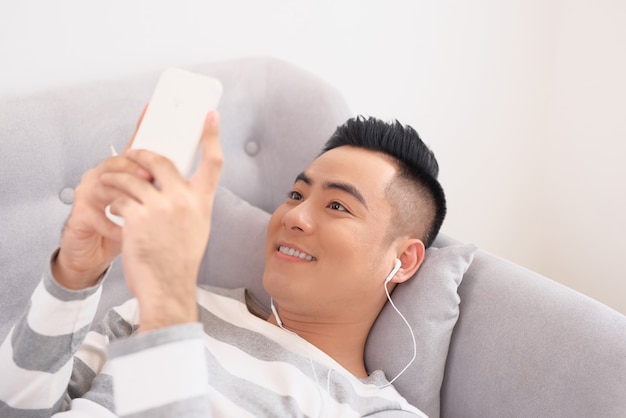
[0,263,426,417]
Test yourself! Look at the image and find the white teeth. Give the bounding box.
[279,246,314,261]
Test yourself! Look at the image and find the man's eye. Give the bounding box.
[328,201,348,212]
[288,191,303,201]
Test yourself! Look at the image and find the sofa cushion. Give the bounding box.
[367,243,476,417]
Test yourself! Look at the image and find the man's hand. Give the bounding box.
[52,108,150,290]
[102,112,223,332]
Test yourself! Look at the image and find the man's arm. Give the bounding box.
[0,259,213,417]
[1,109,221,417]
[102,111,222,333]
[0,253,106,416]
[0,108,151,416]
[107,323,210,417]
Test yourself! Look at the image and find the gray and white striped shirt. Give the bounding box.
[0,264,426,417]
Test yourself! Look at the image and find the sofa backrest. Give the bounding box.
[0,57,351,340]
[2,56,625,418]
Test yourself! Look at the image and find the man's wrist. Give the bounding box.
[137,297,198,333]
[51,249,109,290]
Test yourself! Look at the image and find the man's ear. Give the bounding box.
[391,239,426,284]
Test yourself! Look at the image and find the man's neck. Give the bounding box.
[266,311,376,378]
[245,290,383,378]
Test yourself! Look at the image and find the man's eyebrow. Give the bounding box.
[295,172,311,185]
[294,171,369,210]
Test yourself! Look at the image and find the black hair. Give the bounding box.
[321,116,446,248]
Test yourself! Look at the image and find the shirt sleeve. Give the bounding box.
[107,322,212,417]
[0,250,108,417]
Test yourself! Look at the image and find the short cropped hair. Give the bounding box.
[321,116,446,248]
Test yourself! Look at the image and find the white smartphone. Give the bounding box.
[131,68,223,176]
[105,68,223,226]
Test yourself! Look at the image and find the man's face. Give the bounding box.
[263,145,401,323]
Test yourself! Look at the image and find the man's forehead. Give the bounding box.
[297,146,398,196]
[304,146,398,179]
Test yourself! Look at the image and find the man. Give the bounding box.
[0,111,445,417]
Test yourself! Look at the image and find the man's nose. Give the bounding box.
[282,201,315,234]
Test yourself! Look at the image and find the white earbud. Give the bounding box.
[384,258,402,284]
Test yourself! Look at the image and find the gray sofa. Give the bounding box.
[1,57,624,417]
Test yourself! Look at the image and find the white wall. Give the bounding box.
[541,0,626,313]
[1,0,624,314]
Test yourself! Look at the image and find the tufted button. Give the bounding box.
[59,187,75,205]
[244,140,260,156]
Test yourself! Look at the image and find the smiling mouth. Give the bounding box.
[278,245,316,261]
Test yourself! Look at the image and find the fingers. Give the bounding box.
[73,155,151,233]
[100,173,158,235]
[88,204,124,241]
[100,171,160,207]
[87,156,151,204]
[190,111,223,195]
[124,111,222,197]
[124,148,182,192]
[123,103,149,152]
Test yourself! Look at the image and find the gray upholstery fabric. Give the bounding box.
[366,243,476,417]
[1,57,625,417]
[0,56,351,338]
[441,247,626,417]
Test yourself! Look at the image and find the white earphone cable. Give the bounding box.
[378,279,417,387]
[271,298,328,416]
[377,258,417,388]
[270,257,416,394]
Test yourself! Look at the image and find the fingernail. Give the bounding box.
[137,167,152,180]
[207,111,219,126]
